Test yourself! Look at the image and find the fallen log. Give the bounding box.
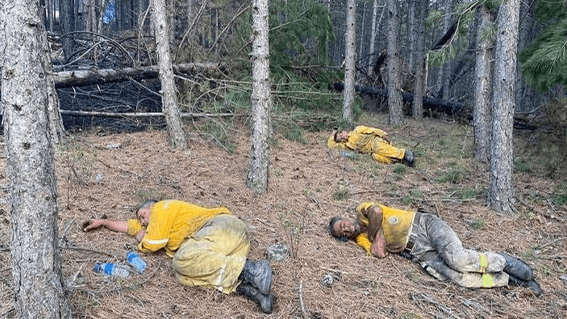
[53,62,227,88]
[60,110,240,118]
[333,82,467,117]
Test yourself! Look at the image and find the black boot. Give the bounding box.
[404,150,415,166]
[239,259,272,295]
[498,252,534,281]
[508,274,543,297]
[237,283,274,314]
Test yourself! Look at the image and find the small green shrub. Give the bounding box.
[332,187,350,201]
[470,218,485,231]
[552,183,567,206]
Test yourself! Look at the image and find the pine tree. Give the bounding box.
[518,0,567,92]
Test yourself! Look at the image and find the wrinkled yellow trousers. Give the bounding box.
[370,139,406,164]
[172,214,249,294]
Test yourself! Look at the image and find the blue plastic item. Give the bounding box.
[126,251,147,273]
[93,262,130,278]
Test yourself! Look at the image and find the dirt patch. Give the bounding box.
[0,113,566,319]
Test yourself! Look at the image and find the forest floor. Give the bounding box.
[0,111,566,319]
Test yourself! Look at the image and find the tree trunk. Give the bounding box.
[408,0,417,73]
[489,0,520,213]
[59,0,75,62]
[412,0,428,119]
[246,0,271,194]
[515,0,537,113]
[387,0,403,125]
[473,5,495,162]
[435,0,455,100]
[343,0,356,125]
[151,0,187,148]
[367,0,379,75]
[0,1,72,318]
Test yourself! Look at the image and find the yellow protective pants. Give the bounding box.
[172,214,250,294]
[370,139,406,164]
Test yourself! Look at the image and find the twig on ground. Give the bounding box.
[299,279,307,319]
[538,236,567,249]
[61,245,116,258]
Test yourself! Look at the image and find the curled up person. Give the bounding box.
[329,202,542,296]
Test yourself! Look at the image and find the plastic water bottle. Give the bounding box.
[93,262,130,278]
[126,251,147,273]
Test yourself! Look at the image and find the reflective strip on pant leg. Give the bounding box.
[479,253,488,273]
[482,273,494,288]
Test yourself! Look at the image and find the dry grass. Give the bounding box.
[0,112,566,319]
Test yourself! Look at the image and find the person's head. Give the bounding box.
[334,130,349,143]
[137,199,157,226]
[328,216,362,241]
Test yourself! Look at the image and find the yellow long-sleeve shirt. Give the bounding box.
[354,202,416,255]
[127,199,230,257]
[327,125,390,153]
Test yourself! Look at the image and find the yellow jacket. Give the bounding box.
[127,200,230,257]
[327,125,390,153]
[355,202,416,254]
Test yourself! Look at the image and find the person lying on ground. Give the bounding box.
[328,202,542,296]
[327,125,414,166]
[83,199,275,313]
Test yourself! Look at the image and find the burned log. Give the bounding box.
[333,82,467,117]
[53,62,227,88]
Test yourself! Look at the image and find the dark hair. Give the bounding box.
[137,199,158,214]
[333,130,341,143]
[328,216,349,242]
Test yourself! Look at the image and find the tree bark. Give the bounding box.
[52,62,227,87]
[0,1,72,318]
[59,0,75,62]
[246,0,271,194]
[489,0,520,213]
[387,0,403,125]
[151,0,187,148]
[435,0,455,100]
[412,0,428,119]
[473,5,495,162]
[343,0,356,125]
[367,0,379,76]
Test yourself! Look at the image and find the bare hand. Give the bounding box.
[82,219,105,232]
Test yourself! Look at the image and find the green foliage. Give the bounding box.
[435,167,467,184]
[58,137,98,183]
[552,183,567,206]
[457,187,480,200]
[400,188,424,206]
[229,0,350,137]
[470,218,485,231]
[393,163,408,180]
[273,168,283,181]
[399,312,422,319]
[519,1,567,92]
[196,121,237,154]
[269,0,334,69]
[428,3,476,67]
[332,187,350,201]
[278,204,311,259]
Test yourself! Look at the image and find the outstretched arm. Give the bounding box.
[83,219,128,233]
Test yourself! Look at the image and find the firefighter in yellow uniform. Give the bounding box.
[83,199,274,313]
[328,202,542,296]
[327,125,414,165]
